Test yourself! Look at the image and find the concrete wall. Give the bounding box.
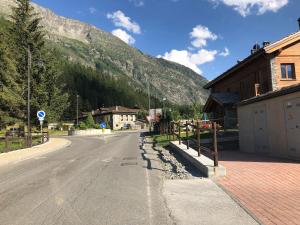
[238,91,300,159]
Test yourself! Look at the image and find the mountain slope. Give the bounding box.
[0,0,209,105]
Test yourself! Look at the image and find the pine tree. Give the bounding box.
[0,18,24,128]
[9,0,69,123]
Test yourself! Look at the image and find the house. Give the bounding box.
[89,106,139,130]
[238,84,300,159]
[203,19,300,128]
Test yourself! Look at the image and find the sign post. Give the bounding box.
[37,111,46,143]
[100,122,107,134]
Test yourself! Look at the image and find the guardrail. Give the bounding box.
[165,120,219,167]
[0,132,49,153]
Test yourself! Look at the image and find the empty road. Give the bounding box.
[0,133,172,225]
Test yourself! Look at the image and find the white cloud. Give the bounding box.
[210,0,288,17]
[107,10,141,34]
[190,25,218,48]
[129,0,145,7]
[157,49,218,74]
[112,29,135,45]
[219,47,230,56]
[89,7,97,14]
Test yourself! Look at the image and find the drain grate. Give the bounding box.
[123,157,137,160]
[121,162,138,166]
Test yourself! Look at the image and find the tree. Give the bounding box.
[85,112,95,128]
[0,17,24,128]
[9,0,69,123]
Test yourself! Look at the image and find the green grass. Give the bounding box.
[153,134,170,147]
[48,130,68,136]
[150,129,239,149]
[0,136,43,154]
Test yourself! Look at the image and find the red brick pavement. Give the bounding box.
[216,151,300,225]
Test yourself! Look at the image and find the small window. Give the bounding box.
[281,64,295,80]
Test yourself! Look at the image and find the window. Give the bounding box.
[281,64,295,80]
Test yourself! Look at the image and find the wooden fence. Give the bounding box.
[162,120,219,167]
[0,132,49,153]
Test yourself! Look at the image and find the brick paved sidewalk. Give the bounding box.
[216,151,300,225]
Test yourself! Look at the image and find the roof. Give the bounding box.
[204,30,300,89]
[238,83,300,106]
[203,92,240,112]
[93,106,139,116]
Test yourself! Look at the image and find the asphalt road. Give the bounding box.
[0,133,172,225]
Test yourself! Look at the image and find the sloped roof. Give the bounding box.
[204,30,300,89]
[203,92,240,112]
[238,83,300,106]
[93,106,139,115]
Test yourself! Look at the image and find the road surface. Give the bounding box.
[0,133,172,225]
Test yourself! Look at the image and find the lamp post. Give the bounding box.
[162,98,167,119]
[76,94,79,126]
[27,46,32,147]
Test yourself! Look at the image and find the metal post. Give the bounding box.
[172,122,175,141]
[178,122,181,145]
[27,46,32,147]
[186,121,189,149]
[5,135,8,152]
[76,94,79,126]
[197,121,201,157]
[213,122,219,167]
[40,120,43,143]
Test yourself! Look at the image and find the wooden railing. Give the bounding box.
[165,120,219,167]
[0,132,49,153]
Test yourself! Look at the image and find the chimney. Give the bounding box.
[298,18,300,30]
[116,106,119,111]
[262,41,270,47]
[255,83,261,96]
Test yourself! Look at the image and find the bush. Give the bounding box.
[85,113,95,128]
[79,122,87,130]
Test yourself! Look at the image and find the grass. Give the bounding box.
[150,129,239,149]
[0,136,43,154]
[48,130,68,136]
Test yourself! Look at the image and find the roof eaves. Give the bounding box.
[238,84,300,106]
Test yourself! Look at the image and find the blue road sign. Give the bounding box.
[37,111,46,120]
[100,122,107,129]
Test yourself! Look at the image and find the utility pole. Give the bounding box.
[146,78,152,132]
[147,79,151,114]
[27,46,32,147]
[76,94,79,126]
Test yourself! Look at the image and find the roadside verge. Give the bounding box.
[0,138,71,167]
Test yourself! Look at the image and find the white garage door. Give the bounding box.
[253,105,269,154]
[284,98,300,158]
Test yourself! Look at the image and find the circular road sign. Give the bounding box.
[37,111,46,120]
[100,122,107,129]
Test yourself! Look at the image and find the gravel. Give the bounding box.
[143,137,203,180]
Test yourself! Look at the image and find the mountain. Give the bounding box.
[0,0,209,105]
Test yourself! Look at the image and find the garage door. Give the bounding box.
[253,105,269,154]
[284,98,300,158]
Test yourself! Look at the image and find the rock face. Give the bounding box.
[0,0,209,104]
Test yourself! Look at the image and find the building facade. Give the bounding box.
[238,84,300,159]
[92,106,139,130]
[203,27,300,128]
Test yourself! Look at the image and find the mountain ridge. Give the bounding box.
[0,0,209,104]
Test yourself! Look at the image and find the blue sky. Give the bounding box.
[33,0,300,80]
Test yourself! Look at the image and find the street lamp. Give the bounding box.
[76,94,79,126]
[27,46,32,147]
[162,98,167,119]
